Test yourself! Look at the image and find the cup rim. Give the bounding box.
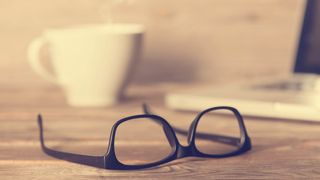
[44,23,145,36]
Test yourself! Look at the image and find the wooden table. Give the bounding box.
[1,80,320,179]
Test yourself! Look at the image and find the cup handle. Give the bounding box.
[27,36,59,84]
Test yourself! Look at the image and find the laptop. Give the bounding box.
[166,0,320,122]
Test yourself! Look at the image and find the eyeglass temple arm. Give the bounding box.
[37,115,105,168]
[175,126,239,146]
[142,104,240,146]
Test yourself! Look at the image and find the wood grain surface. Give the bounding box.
[1,78,320,179]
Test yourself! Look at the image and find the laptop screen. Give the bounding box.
[294,0,320,74]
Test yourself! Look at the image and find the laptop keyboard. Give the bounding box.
[252,80,316,92]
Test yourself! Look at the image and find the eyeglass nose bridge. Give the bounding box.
[176,144,194,159]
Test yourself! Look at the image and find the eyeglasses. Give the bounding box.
[37,104,251,170]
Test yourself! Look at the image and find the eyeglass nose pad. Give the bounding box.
[187,119,197,144]
[142,104,176,148]
[162,124,176,148]
[148,117,176,148]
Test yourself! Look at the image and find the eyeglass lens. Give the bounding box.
[114,117,173,165]
[195,109,241,155]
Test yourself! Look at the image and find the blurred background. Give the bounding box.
[0,0,305,85]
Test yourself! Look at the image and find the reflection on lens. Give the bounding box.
[115,117,172,165]
[195,109,241,155]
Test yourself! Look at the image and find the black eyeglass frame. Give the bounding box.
[38,105,251,170]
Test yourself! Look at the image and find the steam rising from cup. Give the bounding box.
[98,0,136,24]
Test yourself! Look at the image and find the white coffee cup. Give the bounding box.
[28,23,144,106]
